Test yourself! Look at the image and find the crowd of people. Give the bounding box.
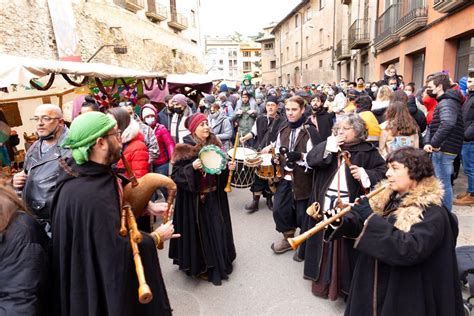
[0,67,473,315]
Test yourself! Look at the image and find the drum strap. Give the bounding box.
[289,129,296,151]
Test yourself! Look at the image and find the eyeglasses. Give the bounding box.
[30,116,61,123]
[104,130,122,139]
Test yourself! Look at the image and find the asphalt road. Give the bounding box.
[157,173,474,316]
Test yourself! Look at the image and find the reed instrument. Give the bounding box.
[224,127,240,192]
[288,185,388,250]
[120,154,177,304]
[271,147,282,178]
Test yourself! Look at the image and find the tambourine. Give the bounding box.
[199,145,227,175]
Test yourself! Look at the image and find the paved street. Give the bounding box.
[158,172,474,316]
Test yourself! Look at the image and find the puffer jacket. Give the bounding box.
[116,120,149,178]
[209,111,233,150]
[0,212,49,315]
[424,89,464,154]
[153,124,175,166]
[23,126,70,220]
[462,91,474,141]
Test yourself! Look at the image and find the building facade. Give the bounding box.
[239,41,262,84]
[373,1,474,88]
[255,23,277,86]
[204,37,241,80]
[0,0,204,73]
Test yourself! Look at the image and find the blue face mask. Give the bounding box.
[144,117,155,125]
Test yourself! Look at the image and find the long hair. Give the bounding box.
[385,101,418,136]
[0,181,27,232]
[376,85,394,102]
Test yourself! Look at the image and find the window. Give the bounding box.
[264,43,274,50]
[220,48,225,54]
[295,14,299,28]
[320,0,326,10]
[280,53,283,63]
[319,28,324,46]
[255,51,261,57]
[243,51,251,57]
[190,10,196,27]
[233,60,237,66]
[319,60,323,68]
[243,61,252,71]
[286,47,289,61]
[207,48,217,54]
[305,36,309,55]
[270,60,276,69]
[305,64,308,70]
[228,60,233,67]
[219,59,223,65]
[305,7,312,21]
[295,42,299,58]
[228,48,237,57]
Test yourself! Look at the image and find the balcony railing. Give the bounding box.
[348,18,370,50]
[396,0,428,37]
[125,0,145,12]
[146,1,168,22]
[335,39,351,60]
[168,12,188,31]
[374,3,400,51]
[433,0,465,13]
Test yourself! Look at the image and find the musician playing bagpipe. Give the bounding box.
[51,112,177,316]
[302,114,386,300]
[240,95,286,212]
[325,147,463,315]
[169,113,237,286]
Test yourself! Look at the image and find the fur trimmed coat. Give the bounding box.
[329,177,464,316]
[169,134,236,286]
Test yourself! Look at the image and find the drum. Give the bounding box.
[256,153,274,180]
[227,147,257,188]
[199,145,227,175]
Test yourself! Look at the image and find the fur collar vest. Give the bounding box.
[369,176,444,232]
[171,133,223,164]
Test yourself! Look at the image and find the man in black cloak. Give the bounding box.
[51,112,176,316]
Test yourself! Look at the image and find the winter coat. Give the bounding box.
[153,124,175,166]
[328,177,464,316]
[116,120,149,178]
[423,96,438,125]
[424,89,464,154]
[232,102,257,136]
[462,92,474,141]
[158,107,173,131]
[0,212,49,315]
[138,121,159,163]
[358,110,381,141]
[407,95,427,134]
[371,100,390,123]
[209,111,233,150]
[23,126,70,220]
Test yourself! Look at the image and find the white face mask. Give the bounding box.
[371,87,378,93]
[404,90,412,96]
[144,117,155,125]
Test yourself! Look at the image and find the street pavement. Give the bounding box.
[158,172,474,316]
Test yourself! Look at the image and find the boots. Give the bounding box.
[245,193,260,213]
[266,195,273,211]
[271,230,295,254]
[453,193,474,206]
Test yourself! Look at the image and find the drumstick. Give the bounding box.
[225,127,240,193]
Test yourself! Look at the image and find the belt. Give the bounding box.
[200,186,217,193]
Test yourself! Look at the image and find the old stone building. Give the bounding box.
[255,23,277,86]
[0,0,204,74]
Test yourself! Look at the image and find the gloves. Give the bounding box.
[287,151,303,163]
[351,197,373,222]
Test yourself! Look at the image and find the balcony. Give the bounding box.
[374,3,400,51]
[168,12,188,31]
[433,0,465,13]
[146,1,168,22]
[348,18,370,50]
[125,0,145,13]
[335,39,351,60]
[396,0,428,37]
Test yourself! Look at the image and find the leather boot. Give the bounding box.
[266,195,273,211]
[271,230,295,254]
[245,193,260,213]
[454,193,474,206]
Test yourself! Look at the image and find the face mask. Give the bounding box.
[174,107,184,115]
[404,90,412,96]
[371,87,378,93]
[328,90,334,96]
[144,117,155,125]
[426,89,437,99]
[390,85,397,91]
[209,111,219,119]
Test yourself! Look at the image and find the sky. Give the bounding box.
[200,0,301,38]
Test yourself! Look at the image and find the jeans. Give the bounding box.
[432,152,456,211]
[152,163,169,200]
[462,142,474,193]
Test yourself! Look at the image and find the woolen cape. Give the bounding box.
[169,134,236,285]
[51,159,171,316]
[329,177,464,316]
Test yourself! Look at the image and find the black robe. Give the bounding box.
[169,134,236,286]
[328,177,464,316]
[300,141,386,293]
[51,160,171,316]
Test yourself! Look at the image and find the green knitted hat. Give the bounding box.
[63,112,117,165]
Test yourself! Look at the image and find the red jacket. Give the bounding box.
[153,124,175,166]
[423,96,438,125]
[117,132,149,179]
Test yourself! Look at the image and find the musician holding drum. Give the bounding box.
[325,147,463,315]
[240,95,286,213]
[51,112,177,315]
[169,113,237,286]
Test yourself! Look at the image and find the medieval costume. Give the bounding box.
[328,177,464,315]
[302,136,386,299]
[51,112,171,316]
[169,114,236,286]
